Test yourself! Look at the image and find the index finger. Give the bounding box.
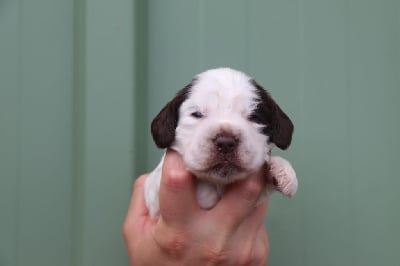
[123,174,151,237]
[211,169,265,231]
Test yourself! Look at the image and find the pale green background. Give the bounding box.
[1,0,399,266]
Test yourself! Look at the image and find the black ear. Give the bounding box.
[250,80,294,150]
[150,81,193,148]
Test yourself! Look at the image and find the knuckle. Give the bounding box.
[164,170,188,191]
[253,233,269,265]
[165,237,186,258]
[122,221,130,238]
[201,237,231,265]
[238,250,253,265]
[158,232,187,259]
[133,174,147,189]
[237,247,268,266]
[235,244,257,266]
[253,247,268,266]
[241,179,262,202]
[122,217,136,242]
[203,245,228,265]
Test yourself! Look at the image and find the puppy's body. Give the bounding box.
[145,68,298,218]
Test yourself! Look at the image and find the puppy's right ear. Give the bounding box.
[151,81,193,148]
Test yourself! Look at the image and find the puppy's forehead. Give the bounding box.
[188,68,258,110]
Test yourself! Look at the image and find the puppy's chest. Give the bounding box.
[195,179,226,209]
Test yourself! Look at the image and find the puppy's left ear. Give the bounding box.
[250,80,294,150]
[151,81,193,148]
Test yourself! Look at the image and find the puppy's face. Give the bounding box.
[151,68,293,184]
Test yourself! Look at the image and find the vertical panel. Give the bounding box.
[300,0,354,265]
[78,0,134,265]
[132,0,149,175]
[72,0,86,264]
[147,0,204,167]
[200,0,248,70]
[349,0,400,265]
[0,1,20,265]
[0,0,74,265]
[16,0,74,265]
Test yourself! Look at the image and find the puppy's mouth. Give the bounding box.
[202,159,245,184]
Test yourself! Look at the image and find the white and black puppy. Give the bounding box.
[145,68,298,218]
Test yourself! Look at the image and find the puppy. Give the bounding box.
[145,68,298,218]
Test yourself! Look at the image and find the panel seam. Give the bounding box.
[72,0,87,265]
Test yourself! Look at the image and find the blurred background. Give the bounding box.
[1,0,399,265]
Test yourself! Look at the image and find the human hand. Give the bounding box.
[123,149,269,266]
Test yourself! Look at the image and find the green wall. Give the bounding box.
[1,1,399,266]
[146,2,400,266]
[0,0,133,265]
[0,0,74,265]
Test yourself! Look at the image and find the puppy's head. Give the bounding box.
[151,68,293,184]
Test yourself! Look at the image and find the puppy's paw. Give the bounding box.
[269,156,298,197]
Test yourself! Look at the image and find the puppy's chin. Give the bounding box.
[191,163,253,185]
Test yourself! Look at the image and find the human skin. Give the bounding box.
[123,149,269,266]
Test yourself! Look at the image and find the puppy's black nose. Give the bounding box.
[214,135,238,153]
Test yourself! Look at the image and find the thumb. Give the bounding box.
[159,149,198,227]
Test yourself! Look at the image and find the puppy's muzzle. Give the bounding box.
[213,133,239,154]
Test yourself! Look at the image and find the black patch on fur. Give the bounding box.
[151,80,194,148]
[249,80,294,150]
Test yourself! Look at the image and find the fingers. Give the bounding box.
[159,149,198,227]
[123,174,149,238]
[130,175,149,216]
[252,226,269,266]
[212,170,265,231]
[245,199,269,232]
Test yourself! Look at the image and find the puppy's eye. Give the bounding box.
[248,113,260,122]
[191,111,204,119]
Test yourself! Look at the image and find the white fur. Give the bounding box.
[269,156,298,197]
[144,68,298,218]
